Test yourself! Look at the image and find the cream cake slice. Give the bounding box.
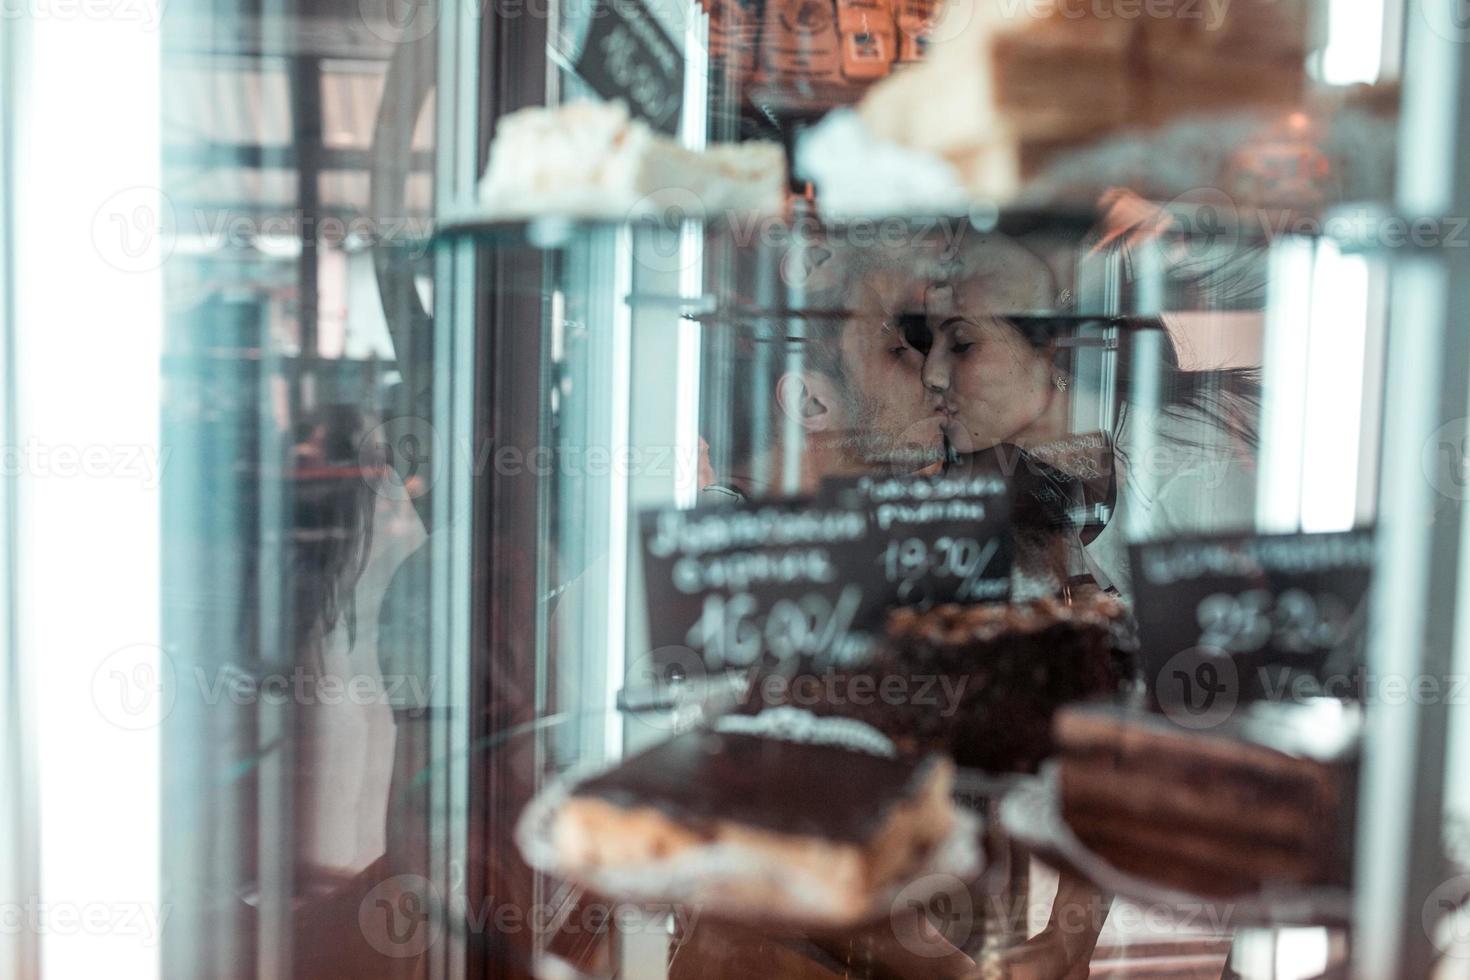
[478,100,787,220]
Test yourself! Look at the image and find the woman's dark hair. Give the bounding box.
[1122,317,1262,452]
[290,404,378,661]
[901,314,1262,451]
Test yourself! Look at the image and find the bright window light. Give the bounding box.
[604,230,634,759]
[1321,0,1386,84]
[1301,244,1371,532]
[673,223,702,510]
[17,8,163,980]
[1276,928,1332,979]
[1260,240,1372,533]
[1258,240,1315,532]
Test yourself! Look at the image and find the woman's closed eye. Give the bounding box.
[950,341,975,354]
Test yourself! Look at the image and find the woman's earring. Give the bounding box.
[1054,375,1070,392]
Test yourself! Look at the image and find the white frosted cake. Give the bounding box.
[478,100,787,220]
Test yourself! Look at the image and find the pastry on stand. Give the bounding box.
[518,708,983,930]
[1001,698,1363,978]
[1054,699,1359,898]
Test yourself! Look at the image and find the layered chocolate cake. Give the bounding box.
[553,708,956,922]
[745,588,1133,772]
[1055,699,1360,897]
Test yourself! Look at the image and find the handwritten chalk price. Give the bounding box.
[685,583,867,670]
[1195,588,1355,657]
[882,536,1004,604]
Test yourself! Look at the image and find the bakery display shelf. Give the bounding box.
[430,200,1412,256]
[431,206,1098,246]
[999,767,1354,930]
[686,308,1155,335]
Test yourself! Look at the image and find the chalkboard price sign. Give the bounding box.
[1130,529,1374,718]
[574,0,683,135]
[822,471,1015,608]
[636,473,1016,704]
[640,501,879,672]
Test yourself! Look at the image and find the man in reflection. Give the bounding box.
[702,233,1054,500]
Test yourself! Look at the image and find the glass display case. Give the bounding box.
[433,2,1470,978]
[447,199,1393,978]
[11,0,1470,977]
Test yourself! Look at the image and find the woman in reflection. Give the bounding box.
[896,237,1262,599]
[892,234,1262,979]
[286,404,431,980]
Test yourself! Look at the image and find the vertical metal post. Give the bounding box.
[433,0,482,976]
[290,54,324,410]
[0,13,39,980]
[1353,5,1470,976]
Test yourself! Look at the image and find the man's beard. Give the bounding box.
[830,385,947,472]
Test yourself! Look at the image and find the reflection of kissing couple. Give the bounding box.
[690,225,1262,978]
[702,226,1260,598]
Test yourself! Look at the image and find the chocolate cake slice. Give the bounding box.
[745,588,1133,773]
[553,709,956,922]
[1055,699,1360,896]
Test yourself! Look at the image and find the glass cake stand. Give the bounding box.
[1000,767,1352,979]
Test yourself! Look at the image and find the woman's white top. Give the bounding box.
[1080,406,1258,598]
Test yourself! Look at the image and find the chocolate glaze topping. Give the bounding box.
[743,588,1135,773]
[572,727,939,844]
